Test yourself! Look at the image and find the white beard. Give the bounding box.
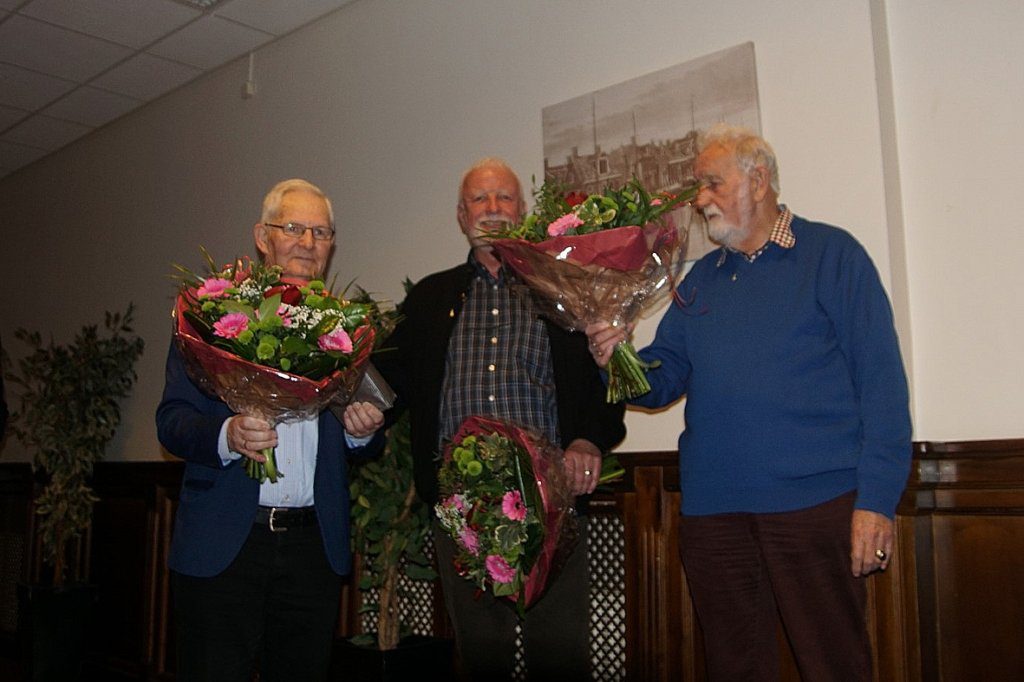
[703,205,750,248]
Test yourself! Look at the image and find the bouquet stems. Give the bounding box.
[606,341,660,403]
[245,447,283,484]
[598,453,626,485]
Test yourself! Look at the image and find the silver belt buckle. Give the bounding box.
[268,507,287,533]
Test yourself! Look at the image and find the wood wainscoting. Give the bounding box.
[0,438,1020,680]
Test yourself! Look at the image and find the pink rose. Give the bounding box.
[501,490,526,521]
[212,312,249,338]
[547,212,584,237]
[651,198,663,206]
[317,327,353,353]
[458,527,480,555]
[485,555,516,584]
[197,277,232,299]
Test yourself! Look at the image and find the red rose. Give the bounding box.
[265,284,303,305]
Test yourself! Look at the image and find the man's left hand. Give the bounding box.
[564,439,602,496]
[342,401,384,439]
[850,509,894,576]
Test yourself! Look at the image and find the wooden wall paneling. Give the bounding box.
[909,512,939,682]
[616,452,695,681]
[0,438,1022,681]
[931,513,1024,680]
[154,482,177,678]
[867,512,921,682]
[910,440,1024,682]
[87,462,182,680]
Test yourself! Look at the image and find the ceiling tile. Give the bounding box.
[0,104,30,130]
[1,113,92,151]
[0,139,49,172]
[42,85,142,127]
[91,52,201,100]
[0,62,77,110]
[19,0,201,49]
[147,14,271,70]
[0,14,133,82]
[216,0,351,36]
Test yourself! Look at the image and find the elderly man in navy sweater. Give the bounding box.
[587,124,912,681]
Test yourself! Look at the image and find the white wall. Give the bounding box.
[885,0,1024,439]
[0,0,1018,461]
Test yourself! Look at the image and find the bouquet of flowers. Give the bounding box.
[491,179,699,402]
[172,250,395,482]
[434,416,577,615]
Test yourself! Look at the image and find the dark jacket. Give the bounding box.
[155,341,381,577]
[375,261,626,505]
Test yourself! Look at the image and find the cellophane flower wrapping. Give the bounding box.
[491,217,687,332]
[490,212,690,401]
[174,294,375,423]
[434,416,577,615]
[486,178,698,402]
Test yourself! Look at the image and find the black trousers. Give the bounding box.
[171,522,343,682]
[678,491,872,682]
[433,517,591,681]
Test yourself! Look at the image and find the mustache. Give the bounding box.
[473,213,516,228]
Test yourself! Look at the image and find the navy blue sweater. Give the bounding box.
[634,215,911,517]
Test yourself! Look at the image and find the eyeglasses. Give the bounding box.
[264,222,335,241]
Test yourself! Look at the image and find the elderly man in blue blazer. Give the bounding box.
[156,178,384,682]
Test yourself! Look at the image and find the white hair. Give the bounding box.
[458,157,524,205]
[697,123,780,195]
[260,178,334,226]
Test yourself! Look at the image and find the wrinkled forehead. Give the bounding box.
[694,143,739,178]
[277,189,331,221]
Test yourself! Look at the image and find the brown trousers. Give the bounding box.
[679,491,872,682]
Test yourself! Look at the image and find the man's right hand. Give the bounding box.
[226,415,278,461]
[584,321,631,368]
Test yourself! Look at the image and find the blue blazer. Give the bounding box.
[156,341,377,577]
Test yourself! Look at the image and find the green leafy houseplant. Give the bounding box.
[5,305,144,586]
[349,411,437,651]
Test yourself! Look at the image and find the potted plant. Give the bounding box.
[4,304,144,680]
[344,410,453,679]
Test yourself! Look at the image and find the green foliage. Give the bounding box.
[502,177,700,241]
[349,411,436,650]
[5,305,144,586]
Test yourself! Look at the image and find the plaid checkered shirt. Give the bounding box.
[437,253,559,449]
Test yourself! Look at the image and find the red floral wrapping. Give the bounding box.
[440,416,577,611]
[490,216,688,333]
[173,293,374,423]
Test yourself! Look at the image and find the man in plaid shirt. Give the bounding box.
[377,158,625,680]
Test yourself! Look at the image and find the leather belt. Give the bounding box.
[254,506,317,533]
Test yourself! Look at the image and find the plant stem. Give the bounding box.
[377,536,400,651]
[262,447,280,483]
[244,447,283,484]
[605,341,660,403]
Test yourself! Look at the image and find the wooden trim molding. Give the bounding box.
[0,438,1020,680]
